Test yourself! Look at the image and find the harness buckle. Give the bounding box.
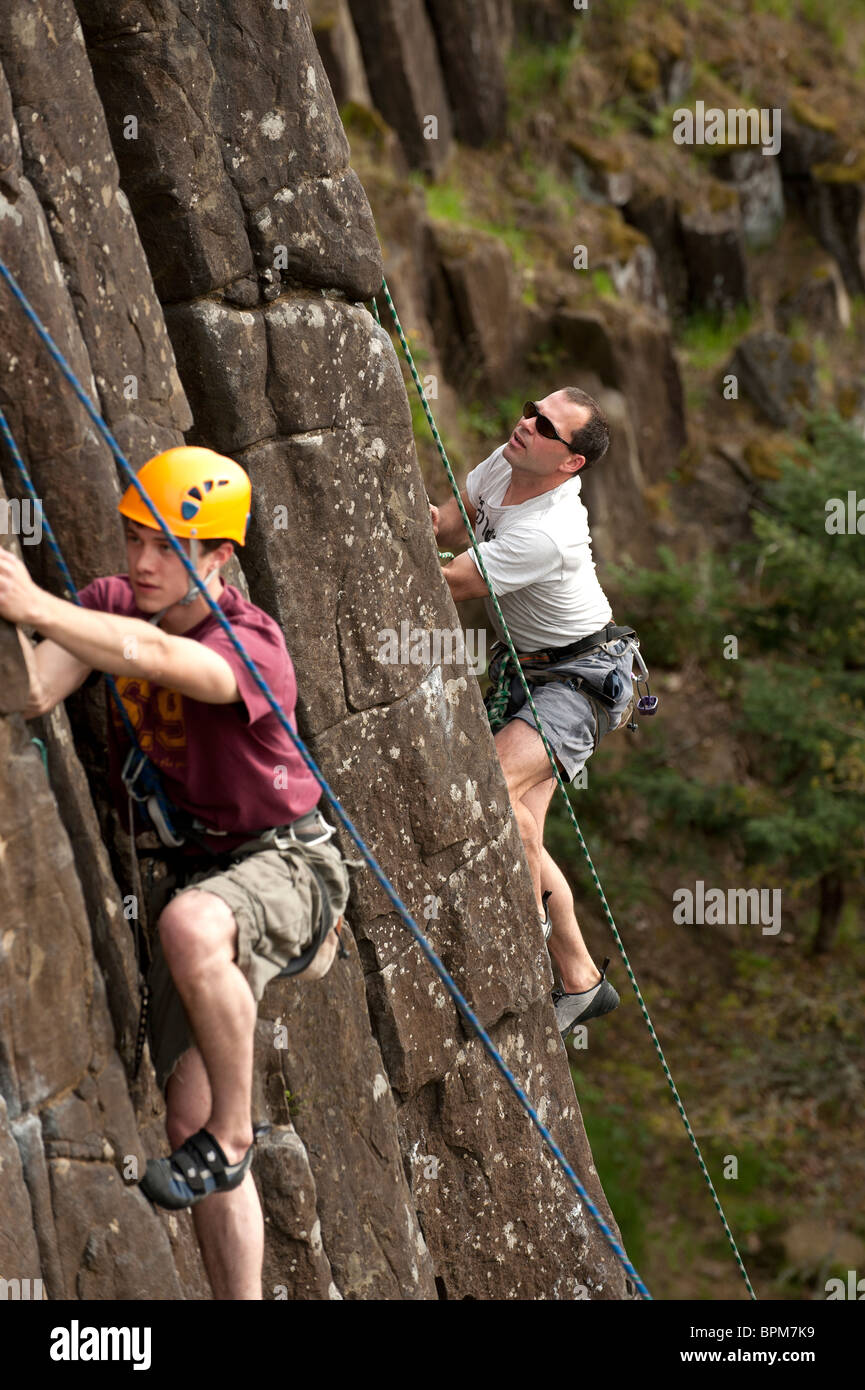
[121,747,150,802]
[272,813,335,850]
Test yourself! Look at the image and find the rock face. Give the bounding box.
[0,0,633,1300]
[347,0,453,174]
[425,0,508,147]
[728,332,817,429]
[677,191,750,314]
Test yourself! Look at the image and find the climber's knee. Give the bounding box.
[513,798,542,858]
[158,889,237,986]
[494,718,550,803]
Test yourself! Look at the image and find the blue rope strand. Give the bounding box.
[0,405,147,752]
[0,256,651,1299]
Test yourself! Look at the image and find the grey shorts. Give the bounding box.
[505,638,636,782]
[143,833,352,1092]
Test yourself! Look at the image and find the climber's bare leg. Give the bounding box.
[521,780,601,993]
[496,720,601,993]
[164,1047,263,1301]
[158,890,255,1163]
[158,891,261,1300]
[495,717,555,901]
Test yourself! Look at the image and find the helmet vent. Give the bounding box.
[218,479,229,486]
[181,484,202,520]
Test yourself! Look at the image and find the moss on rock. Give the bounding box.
[812,148,865,184]
[744,435,793,480]
[627,50,661,95]
[790,97,838,135]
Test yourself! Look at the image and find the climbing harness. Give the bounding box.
[379,275,757,1300]
[0,257,649,1298]
[483,622,644,738]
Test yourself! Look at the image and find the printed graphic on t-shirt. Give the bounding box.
[112,676,188,774]
[475,494,496,542]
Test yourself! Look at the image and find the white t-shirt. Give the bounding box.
[464,446,613,651]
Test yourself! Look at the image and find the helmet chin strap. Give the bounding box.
[147,533,217,625]
[176,533,203,607]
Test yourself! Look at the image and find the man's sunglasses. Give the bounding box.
[522,401,577,451]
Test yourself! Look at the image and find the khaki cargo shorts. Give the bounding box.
[144,834,352,1092]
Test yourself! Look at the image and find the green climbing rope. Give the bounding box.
[379,275,757,1300]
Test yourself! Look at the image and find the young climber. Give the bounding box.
[0,445,353,1300]
[431,389,636,1040]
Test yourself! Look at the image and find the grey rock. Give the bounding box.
[678,193,750,314]
[306,0,372,109]
[347,0,453,174]
[426,0,508,146]
[728,331,817,429]
[712,149,785,250]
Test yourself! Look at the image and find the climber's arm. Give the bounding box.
[20,633,92,717]
[441,551,489,602]
[0,549,240,708]
[430,489,476,551]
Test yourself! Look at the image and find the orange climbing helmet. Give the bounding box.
[118,446,251,545]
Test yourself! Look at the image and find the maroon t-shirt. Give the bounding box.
[77,575,321,849]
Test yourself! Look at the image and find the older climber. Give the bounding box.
[0,445,353,1301]
[431,389,637,1039]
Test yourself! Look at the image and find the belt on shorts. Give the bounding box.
[232,811,336,856]
[515,622,637,667]
[135,809,336,866]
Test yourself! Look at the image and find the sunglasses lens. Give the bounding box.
[522,402,562,443]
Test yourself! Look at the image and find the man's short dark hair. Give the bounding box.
[562,387,610,471]
[200,536,232,554]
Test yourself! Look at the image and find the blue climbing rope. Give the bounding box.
[0,256,651,1300]
[0,407,145,757]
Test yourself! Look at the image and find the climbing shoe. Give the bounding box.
[139,1128,254,1210]
[552,958,619,1039]
[540,889,553,943]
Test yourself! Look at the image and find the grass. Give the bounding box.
[410,171,535,267]
[590,268,618,299]
[678,303,755,369]
[506,31,583,108]
[750,0,853,47]
[422,180,465,225]
[518,158,580,220]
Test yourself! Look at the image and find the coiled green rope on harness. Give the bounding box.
[485,657,512,733]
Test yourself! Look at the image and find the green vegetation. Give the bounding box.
[751,0,851,47]
[420,179,465,225]
[569,1069,652,1270]
[459,389,526,443]
[677,303,754,369]
[409,171,534,267]
[506,31,583,107]
[590,268,618,300]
